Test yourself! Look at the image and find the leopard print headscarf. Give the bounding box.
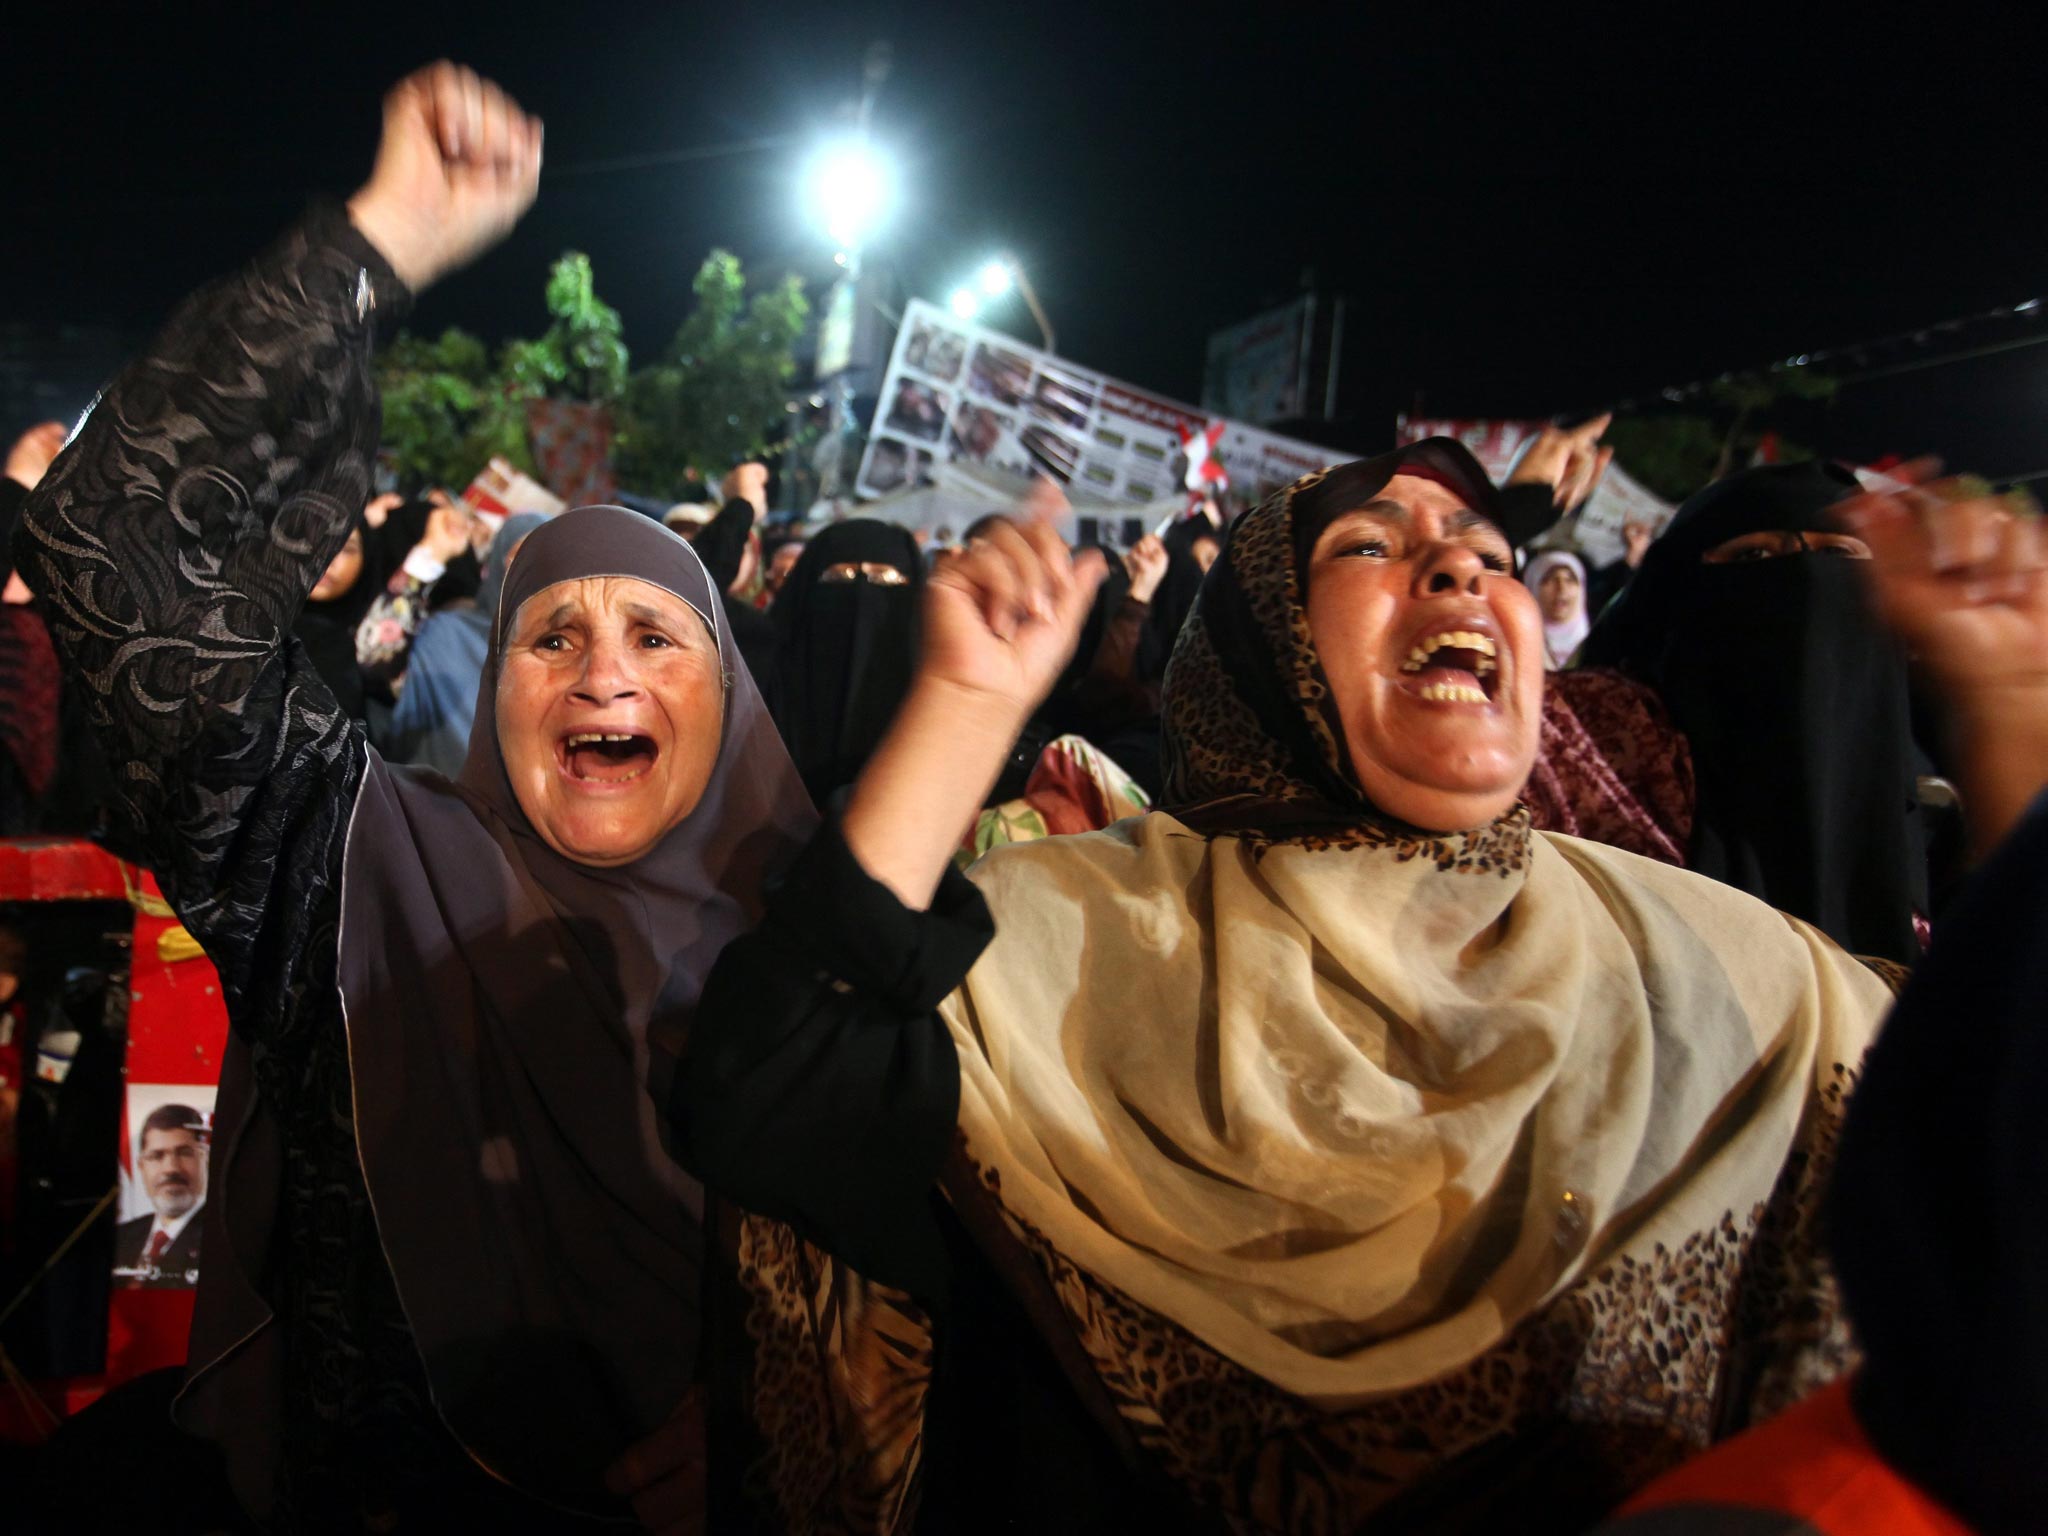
[1160,437,1508,818]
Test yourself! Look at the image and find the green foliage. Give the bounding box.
[613,250,809,501]
[376,327,539,490]
[375,253,628,491]
[1608,365,1838,503]
[498,252,629,404]
[375,249,799,503]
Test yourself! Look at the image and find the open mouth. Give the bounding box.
[557,731,660,785]
[1397,629,1501,705]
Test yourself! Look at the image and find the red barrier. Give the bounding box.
[0,840,228,1440]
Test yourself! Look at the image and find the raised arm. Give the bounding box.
[672,484,1101,1288]
[10,63,540,1017]
[1841,467,2048,858]
[843,482,1106,907]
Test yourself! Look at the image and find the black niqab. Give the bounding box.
[1579,461,1925,963]
[770,519,924,803]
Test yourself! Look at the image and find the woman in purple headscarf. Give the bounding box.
[14,65,812,1530]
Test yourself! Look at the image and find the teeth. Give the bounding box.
[563,732,643,746]
[1418,682,1489,703]
[1400,629,1500,674]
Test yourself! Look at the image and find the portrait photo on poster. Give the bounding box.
[858,435,937,497]
[113,1083,216,1290]
[883,377,952,443]
[902,315,967,383]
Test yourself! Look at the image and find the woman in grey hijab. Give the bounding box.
[13,64,813,1528]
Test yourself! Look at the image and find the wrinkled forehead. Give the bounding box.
[503,575,721,654]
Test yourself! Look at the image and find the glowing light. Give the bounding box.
[802,137,893,250]
[948,287,980,320]
[976,260,1014,298]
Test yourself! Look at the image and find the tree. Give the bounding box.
[1607,365,1839,503]
[497,251,629,404]
[375,253,627,491]
[613,250,808,500]
[376,327,538,490]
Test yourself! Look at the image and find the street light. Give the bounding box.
[944,253,1056,353]
[976,259,1014,299]
[802,135,893,254]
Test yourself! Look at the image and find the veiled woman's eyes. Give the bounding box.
[1337,539,1392,559]
[1732,546,1775,563]
[1478,551,1511,572]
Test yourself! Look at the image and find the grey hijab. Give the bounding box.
[196,506,815,1518]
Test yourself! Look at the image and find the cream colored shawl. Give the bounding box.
[942,810,1890,1408]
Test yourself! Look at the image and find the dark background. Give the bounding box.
[3,2,2043,475]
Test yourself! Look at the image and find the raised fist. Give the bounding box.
[721,462,770,519]
[920,479,1106,719]
[420,501,476,565]
[346,62,543,294]
[1124,532,1168,603]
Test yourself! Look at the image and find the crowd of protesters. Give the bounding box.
[1,59,2043,1536]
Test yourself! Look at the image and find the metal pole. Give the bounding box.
[1012,265,1057,355]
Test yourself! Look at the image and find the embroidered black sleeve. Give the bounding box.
[12,208,410,1033]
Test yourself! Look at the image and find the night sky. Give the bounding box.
[4,3,2044,476]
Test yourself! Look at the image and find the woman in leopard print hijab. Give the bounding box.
[671,442,1914,1532]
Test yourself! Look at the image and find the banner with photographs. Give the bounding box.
[113,1083,214,1290]
[1394,417,1677,569]
[858,299,1338,519]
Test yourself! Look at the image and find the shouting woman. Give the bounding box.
[15,65,813,1528]
[674,444,2047,1531]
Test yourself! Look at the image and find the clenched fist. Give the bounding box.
[346,62,543,294]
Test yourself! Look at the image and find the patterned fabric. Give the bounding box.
[1526,667,1696,866]
[722,1211,935,1536]
[354,564,436,684]
[956,1060,1857,1536]
[958,734,1151,867]
[13,211,521,1529]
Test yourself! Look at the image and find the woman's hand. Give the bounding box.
[1841,464,2048,852]
[842,480,1105,909]
[919,479,1107,722]
[720,462,770,520]
[1125,532,1168,603]
[346,62,543,294]
[418,500,475,565]
[1507,414,1615,512]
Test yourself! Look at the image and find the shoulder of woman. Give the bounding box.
[963,813,1189,904]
